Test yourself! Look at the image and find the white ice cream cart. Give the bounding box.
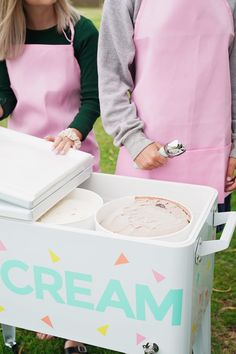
[0,127,235,354]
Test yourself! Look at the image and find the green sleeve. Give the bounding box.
[0,60,17,119]
[68,17,100,140]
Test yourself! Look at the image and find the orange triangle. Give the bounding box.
[41,316,53,328]
[114,253,129,266]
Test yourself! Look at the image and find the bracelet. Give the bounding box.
[58,128,81,150]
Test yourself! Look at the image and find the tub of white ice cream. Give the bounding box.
[39,188,103,229]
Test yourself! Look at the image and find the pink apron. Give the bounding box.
[6,24,99,171]
[116,0,234,202]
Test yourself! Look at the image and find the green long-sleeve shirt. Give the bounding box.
[0,16,100,140]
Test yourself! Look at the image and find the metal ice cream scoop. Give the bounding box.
[159,139,186,158]
[133,139,186,169]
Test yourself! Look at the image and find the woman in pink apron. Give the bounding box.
[0,0,99,170]
[0,0,100,353]
[98,0,236,205]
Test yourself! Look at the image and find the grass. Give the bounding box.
[78,7,101,29]
[0,7,235,354]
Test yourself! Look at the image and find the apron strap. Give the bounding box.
[62,21,75,44]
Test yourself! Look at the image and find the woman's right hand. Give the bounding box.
[134,142,167,170]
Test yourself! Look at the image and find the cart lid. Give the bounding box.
[0,127,93,220]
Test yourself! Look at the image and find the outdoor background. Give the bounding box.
[0,5,235,354]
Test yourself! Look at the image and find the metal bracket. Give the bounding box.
[195,237,203,264]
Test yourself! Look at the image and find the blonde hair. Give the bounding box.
[0,0,79,60]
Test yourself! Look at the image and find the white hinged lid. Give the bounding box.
[0,127,94,221]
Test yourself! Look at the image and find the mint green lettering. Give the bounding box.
[65,271,93,310]
[96,279,135,318]
[136,285,183,325]
[34,266,64,304]
[1,260,33,295]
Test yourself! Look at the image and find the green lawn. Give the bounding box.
[0,7,235,354]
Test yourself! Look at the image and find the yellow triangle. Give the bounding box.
[0,306,5,312]
[48,249,60,263]
[192,323,197,334]
[97,324,109,336]
[206,260,211,271]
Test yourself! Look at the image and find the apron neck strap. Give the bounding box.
[62,21,75,44]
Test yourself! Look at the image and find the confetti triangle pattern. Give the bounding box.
[114,253,129,266]
[152,269,165,283]
[97,324,109,336]
[48,249,60,263]
[192,323,197,335]
[206,260,211,271]
[136,333,146,345]
[0,306,5,312]
[41,316,53,328]
[0,241,7,251]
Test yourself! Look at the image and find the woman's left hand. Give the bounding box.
[225,157,236,192]
[45,128,82,155]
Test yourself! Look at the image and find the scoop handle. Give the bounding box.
[159,146,168,157]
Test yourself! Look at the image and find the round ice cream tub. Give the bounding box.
[95,195,192,241]
[38,188,103,230]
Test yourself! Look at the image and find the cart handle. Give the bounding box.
[198,211,236,257]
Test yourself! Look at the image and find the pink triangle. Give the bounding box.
[114,253,129,266]
[152,269,165,283]
[136,333,146,345]
[0,241,6,251]
[41,316,53,328]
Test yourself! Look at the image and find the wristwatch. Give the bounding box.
[159,140,186,158]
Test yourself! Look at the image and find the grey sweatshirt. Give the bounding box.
[98,0,236,159]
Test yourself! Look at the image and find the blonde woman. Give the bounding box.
[0,0,100,164]
[0,0,100,353]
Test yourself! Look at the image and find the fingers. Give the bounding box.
[134,143,167,170]
[225,157,236,192]
[225,175,236,192]
[53,136,74,155]
[225,179,236,192]
[155,141,162,150]
[56,140,72,155]
[46,133,81,155]
[44,135,55,142]
[137,156,165,170]
[36,333,54,340]
[53,136,63,150]
[135,156,166,170]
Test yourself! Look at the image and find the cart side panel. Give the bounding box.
[191,205,216,348]
[0,219,195,354]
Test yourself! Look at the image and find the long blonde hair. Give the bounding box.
[0,0,79,60]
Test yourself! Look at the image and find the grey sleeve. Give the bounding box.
[229,0,236,157]
[98,0,153,160]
